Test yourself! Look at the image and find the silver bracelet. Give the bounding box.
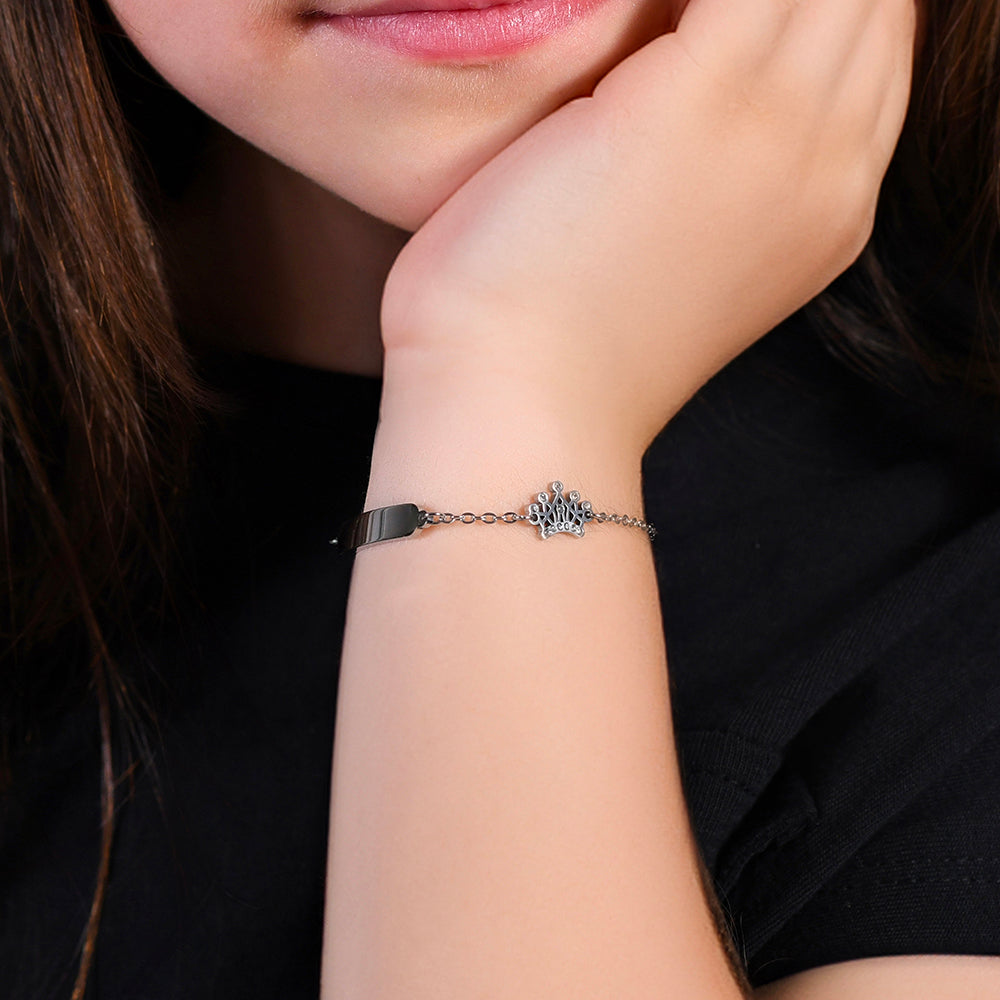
[330,480,656,551]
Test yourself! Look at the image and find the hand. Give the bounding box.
[379,0,918,458]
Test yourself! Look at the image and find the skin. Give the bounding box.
[380,0,916,452]
[110,0,681,230]
[107,0,1000,994]
[125,0,680,374]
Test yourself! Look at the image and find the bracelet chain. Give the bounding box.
[418,508,657,540]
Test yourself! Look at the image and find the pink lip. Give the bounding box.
[306,0,608,61]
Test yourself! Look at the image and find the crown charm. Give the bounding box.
[526,481,594,540]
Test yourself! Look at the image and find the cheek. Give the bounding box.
[106,0,277,125]
[105,0,684,230]
[105,0,491,225]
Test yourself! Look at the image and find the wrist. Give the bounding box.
[364,348,646,517]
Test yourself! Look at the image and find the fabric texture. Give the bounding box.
[2,315,999,997]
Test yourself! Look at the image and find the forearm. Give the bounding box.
[320,356,747,999]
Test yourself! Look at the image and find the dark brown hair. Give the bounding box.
[810,0,1000,392]
[0,1,210,994]
[1,0,998,994]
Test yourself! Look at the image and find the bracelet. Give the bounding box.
[330,480,656,551]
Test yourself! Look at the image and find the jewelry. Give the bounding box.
[331,480,656,551]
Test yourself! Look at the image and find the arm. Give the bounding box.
[320,1,919,996]
[320,360,749,998]
[320,375,1000,1000]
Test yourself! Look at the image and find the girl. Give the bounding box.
[2,0,999,997]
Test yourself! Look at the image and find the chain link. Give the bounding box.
[419,510,527,527]
[589,510,657,540]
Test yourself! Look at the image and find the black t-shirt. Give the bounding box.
[3,315,1000,998]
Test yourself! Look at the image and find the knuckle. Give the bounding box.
[829,184,878,265]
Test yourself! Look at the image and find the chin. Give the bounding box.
[329,153,485,233]
[263,107,549,233]
[358,190,451,235]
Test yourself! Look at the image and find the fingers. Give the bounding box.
[675,0,872,74]
[582,0,918,280]
[670,0,918,174]
[675,0,916,98]
[844,0,918,176]
[599,0,918,135]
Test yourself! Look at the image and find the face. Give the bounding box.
[107,0,680,231]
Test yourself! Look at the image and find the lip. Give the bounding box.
[305,0,610,61]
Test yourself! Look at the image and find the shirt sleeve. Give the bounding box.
[743,724,1000,986]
